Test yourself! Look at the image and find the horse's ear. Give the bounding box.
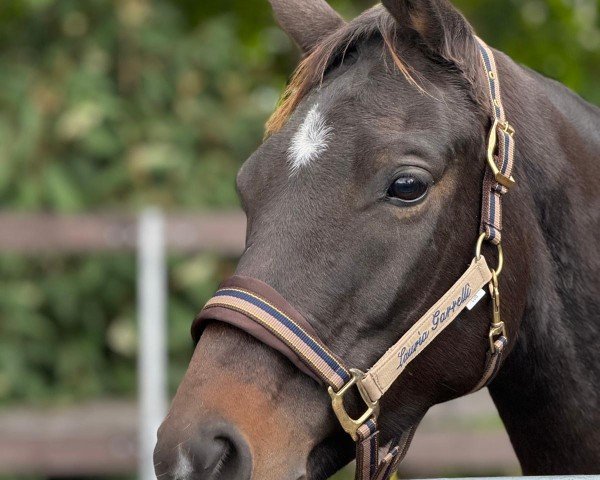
[268,0,345,53]
[382,0,481,90]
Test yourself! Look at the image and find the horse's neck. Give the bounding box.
[488,54,600,474]
[489,263,600,473]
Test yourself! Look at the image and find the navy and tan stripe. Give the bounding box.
[373,446,400,480]
[477,41,504,120]
[203,288,351,389]
[475,37,515,245]
[470,336,507,393]
[356,419,379,480]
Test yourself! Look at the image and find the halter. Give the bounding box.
[193,37,515,480]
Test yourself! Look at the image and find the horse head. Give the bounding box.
[154,1,531,478]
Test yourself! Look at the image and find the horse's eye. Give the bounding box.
[387,175,429,203]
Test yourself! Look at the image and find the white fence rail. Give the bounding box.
[137,209,168,480]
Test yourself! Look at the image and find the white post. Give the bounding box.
[137,208,168,480]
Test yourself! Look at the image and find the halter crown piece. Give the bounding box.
[193,37,515,480]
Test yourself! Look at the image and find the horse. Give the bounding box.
[154,0,600,478]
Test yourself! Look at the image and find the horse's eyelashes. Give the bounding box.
[342,47,360,66]
[324,46,360,77]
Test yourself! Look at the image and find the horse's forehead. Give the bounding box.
[282,75,379,176]
[282,84,446,176]
[256,52,476,185]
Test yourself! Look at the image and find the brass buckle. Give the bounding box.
[498,120,515,136]
[487,118,516,189]
[328,368,380,441]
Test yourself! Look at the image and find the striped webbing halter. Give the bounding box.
[194,38,514,480]
[476,37,516,245]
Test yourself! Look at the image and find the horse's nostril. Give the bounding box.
[188,422,252,480]
[194,436,230,474]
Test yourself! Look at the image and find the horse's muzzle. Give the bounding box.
[154,323,329,480]
[154,419,252,480]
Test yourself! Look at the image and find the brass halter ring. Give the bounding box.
[328,368,380,441]
[475,232,504,276]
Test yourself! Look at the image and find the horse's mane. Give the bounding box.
[265,6,424,136]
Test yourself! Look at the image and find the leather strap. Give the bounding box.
[194,275,351,390]
[470,336,507,393]
[354,422,418,480]
[361,256,492,403]
[475,37,516,245]
[195,256,496,480]
[355,420,380,480]
[195,256,493,398]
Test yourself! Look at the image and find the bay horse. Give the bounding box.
[154,0,600,478]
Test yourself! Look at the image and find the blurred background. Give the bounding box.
[0,0,598,479]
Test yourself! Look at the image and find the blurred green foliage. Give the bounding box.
[0,0,292,405]
[0,0,597,409]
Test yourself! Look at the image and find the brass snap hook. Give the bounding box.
[488,269,507,352]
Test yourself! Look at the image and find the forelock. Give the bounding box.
[265,6,424,137]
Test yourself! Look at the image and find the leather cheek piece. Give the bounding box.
[191,275,324,384]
